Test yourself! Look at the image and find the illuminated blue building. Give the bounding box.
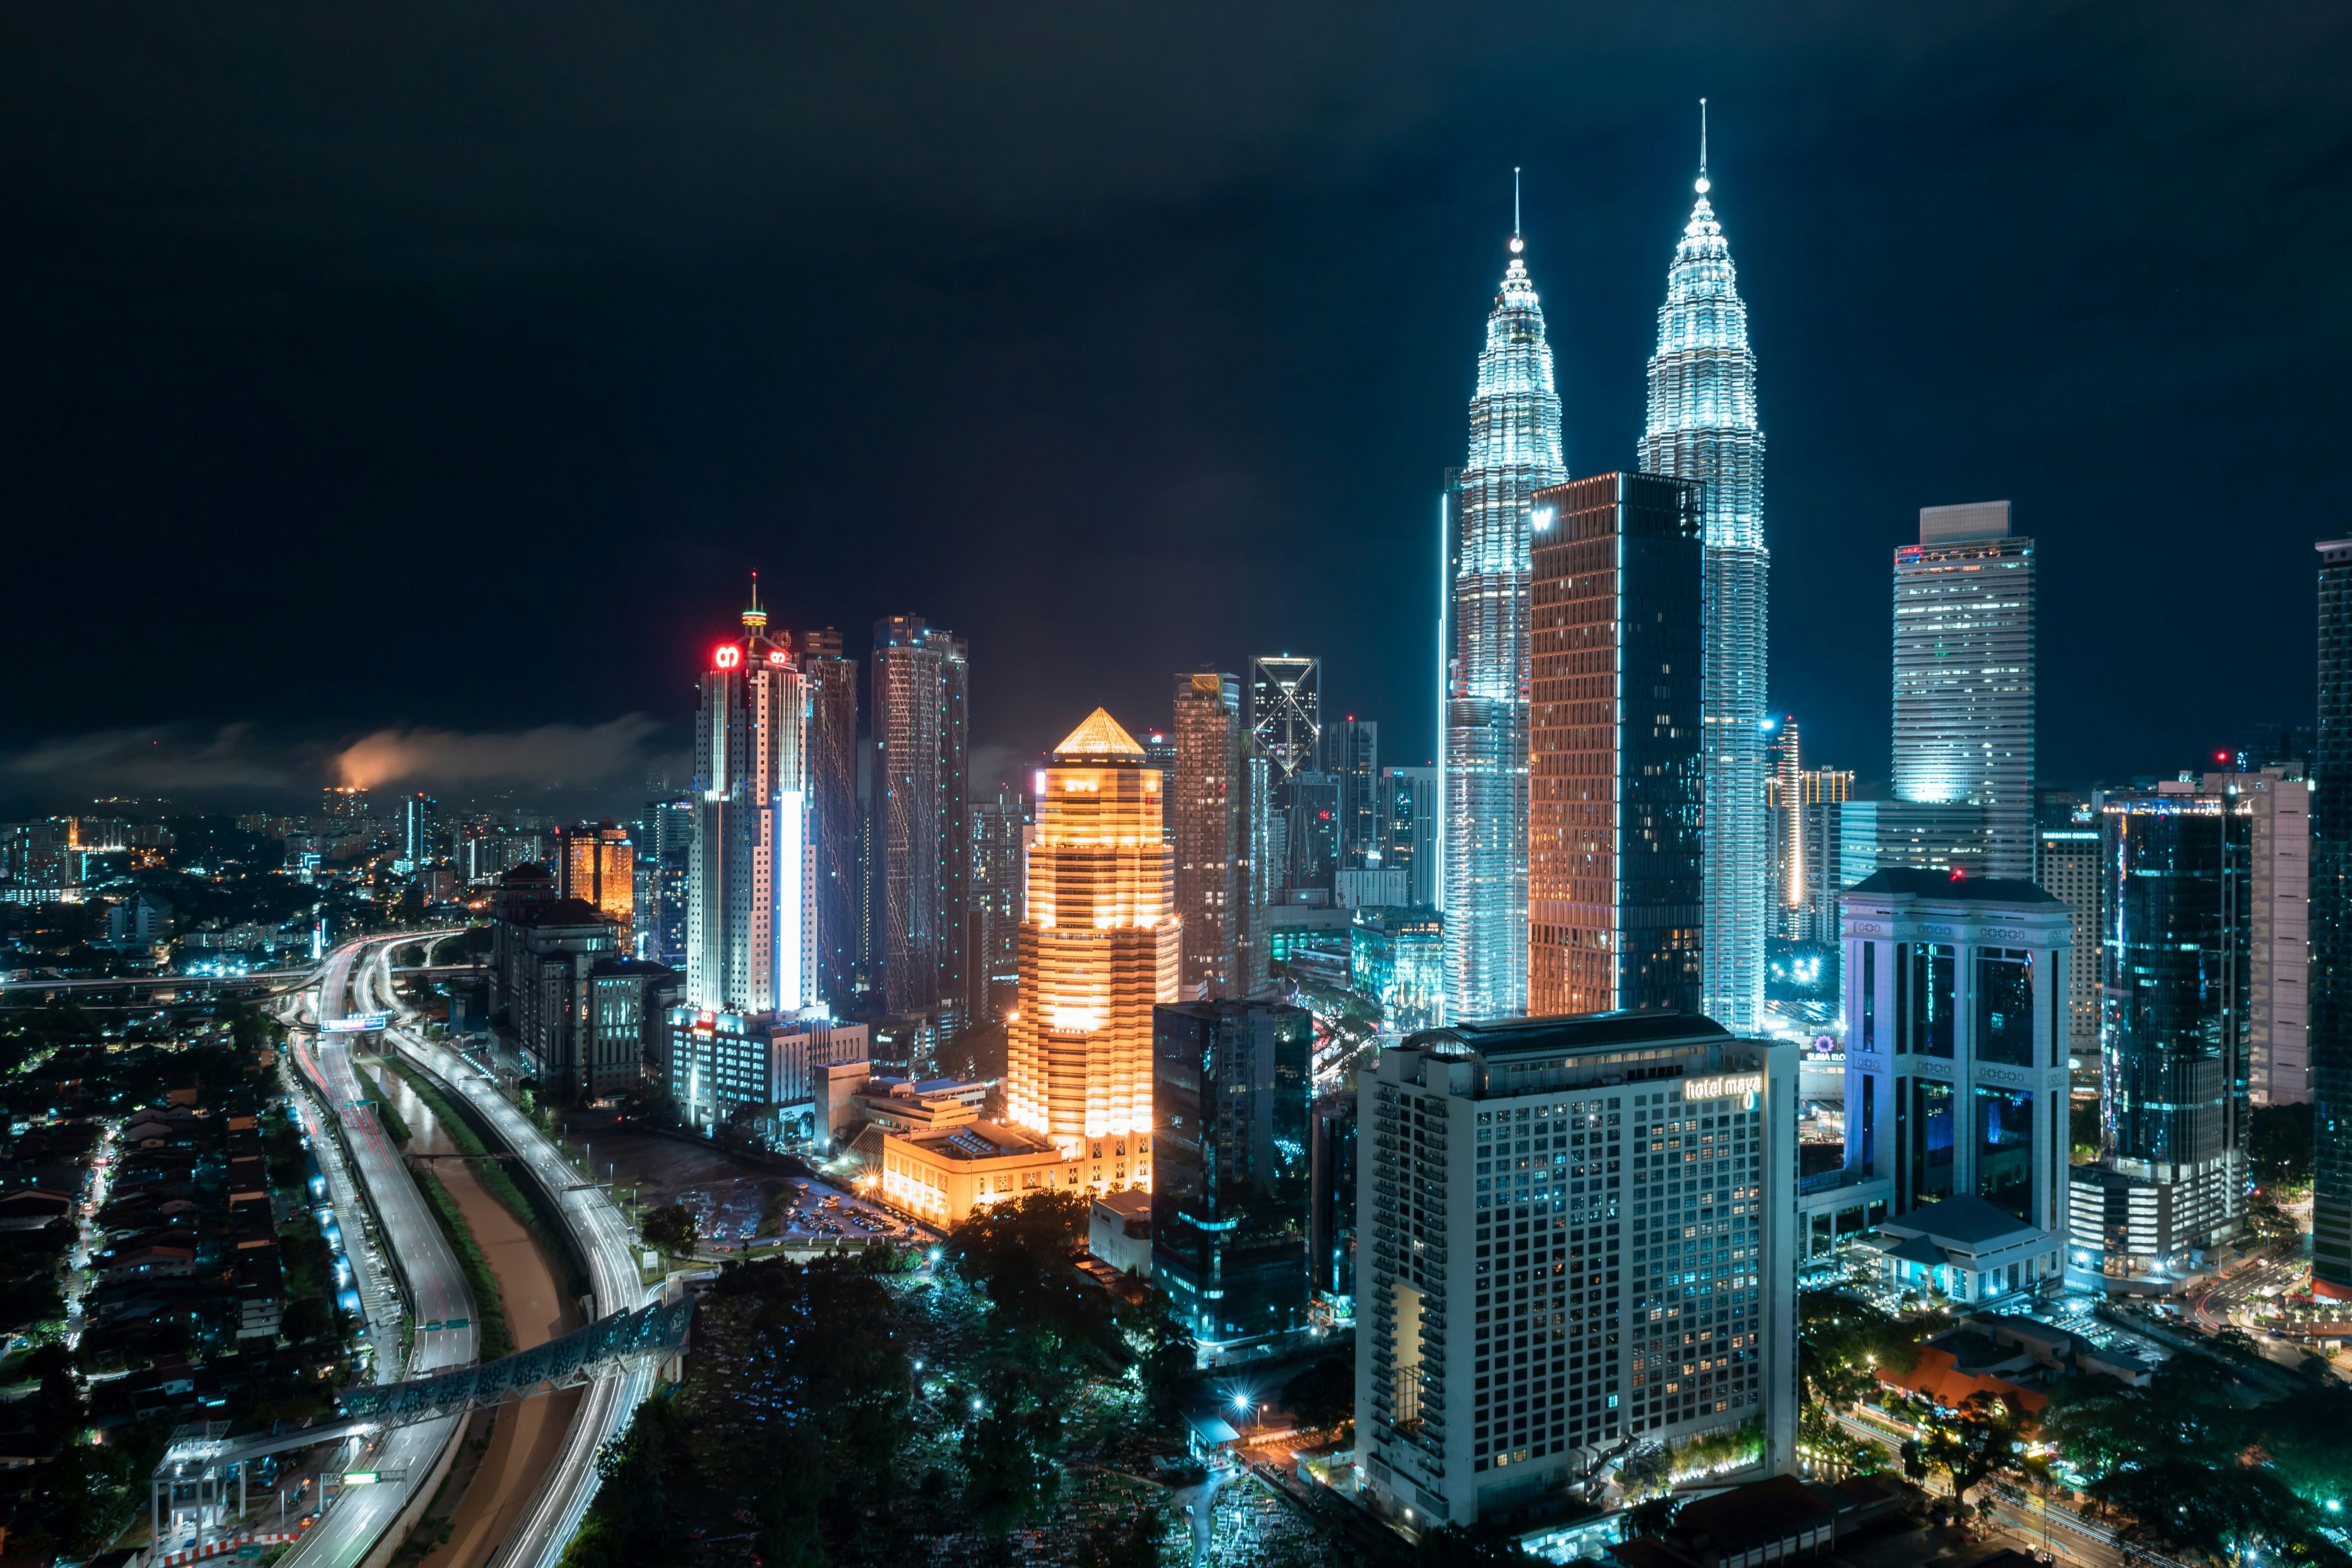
[1891,502,2036,880]
[1442,202,1566,1024]
[1350,906,1445,1035]
[2066,790,2250,1292]
[1638,119,1768,1035]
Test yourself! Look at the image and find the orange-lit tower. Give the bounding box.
[1007,708,1178,1186]
[556,819,636,936]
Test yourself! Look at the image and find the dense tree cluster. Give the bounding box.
[2044,1356,2352,1566]
[564,1253,914,1567]
[567,1191,1192,1566]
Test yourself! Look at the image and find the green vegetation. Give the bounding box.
[2041,1354,2352,1560]
[1280,1356,1353,1434]
[1411,1520,1538,1563]
[562,1254,912,1567]
[1796,1288,1947,1462]
[1672,1416,1766,1480]
[413,1168,514,1361]
[376,1052,577,1286]
[2070,1097,2101,1164]
[363,1064,413,1145]
[569,1191,1187,1566]
[2252,1101,2315,1192]
[640,1203,699,1259]
[1909,1390,2034,1509]
[0,1344,142,1557]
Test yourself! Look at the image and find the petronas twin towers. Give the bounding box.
[1441,133,1768,1035]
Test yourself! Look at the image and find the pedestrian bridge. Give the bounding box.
[339,1295,692,1426]
[152,1297,692,1551]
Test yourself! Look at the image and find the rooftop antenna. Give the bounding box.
[1514,166,1522,235]
[1697,98,1710,194]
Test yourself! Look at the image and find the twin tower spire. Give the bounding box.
[1441,104,1770,1035]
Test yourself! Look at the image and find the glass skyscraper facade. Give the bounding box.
[1890,503,2036,880]
[801,626,861,1015]
[1444,229,1566,1023]
[1174,671,1247,998]
[1151,997,1313,1359]
[1349,907,1444,1035]
[2066,792,2250,1287]
[1638,161,1767,1035]
[2311,539,2352,1299]
[1527,471,1704,1018]
[872,614,969,1033]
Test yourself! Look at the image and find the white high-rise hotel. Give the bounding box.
[1442,214,1565,1024]
[1638,127,1769,1037]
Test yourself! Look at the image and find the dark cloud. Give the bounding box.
[0,719,675,816]
[333,717,667,792]
[2,2,2347,793]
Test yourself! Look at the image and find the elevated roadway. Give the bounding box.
[355,942,657,1568]
[259,935,475,1568]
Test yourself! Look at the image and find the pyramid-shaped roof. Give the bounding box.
[1053,707,1143,757]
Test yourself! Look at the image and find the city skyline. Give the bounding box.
[5,11,2349,1563]
[4,9,2343,815]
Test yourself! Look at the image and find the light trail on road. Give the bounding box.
[354,940,657,1568]
[264,935,474,1568]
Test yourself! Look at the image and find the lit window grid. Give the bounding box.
[1007,749,1178,1164]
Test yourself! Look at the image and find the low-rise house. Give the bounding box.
[1875,1344,2047,1418]
[0,1188,73,1231]
[1088,1191,1152,1279]
[96,1241,196,1284]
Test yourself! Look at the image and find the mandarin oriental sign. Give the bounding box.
[1681,1073,1763,1102]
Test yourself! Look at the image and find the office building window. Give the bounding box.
[1861,942,1876,1051]
[1974,1086,2034,1224]
[1976,948,2034,1067]
[1911,1079,1954,1203]
[1910,943,1956,1058]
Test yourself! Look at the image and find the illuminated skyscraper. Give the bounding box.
[1381,765,1439,909]
[968,781,1026,1024]
[1444,210,1566,1023]
[1325,718,1380,868]
[401,792,439,868]
[1891,502,2036,879]
[1638,126,1768,1035]
[2313,540,2352,1299]
[684,584,810,1016]
[802,628,861,1013]
[1174,672,1245,998]
[555,819,636,937]
[1006,708,1178,1181]
[873,615,970,1032]
[1771,719,1804,931]
[1250,657,1321,779]
[1527,472,1703,1018]
[636,792,692,969]
[2067,789,2250,1291]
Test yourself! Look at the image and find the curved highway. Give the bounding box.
[274,934,475,1568]
[354,939,657,1568]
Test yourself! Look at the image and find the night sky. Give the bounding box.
[4,4,2347,815]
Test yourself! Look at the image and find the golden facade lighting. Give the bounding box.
[1005,707,1178,1186]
